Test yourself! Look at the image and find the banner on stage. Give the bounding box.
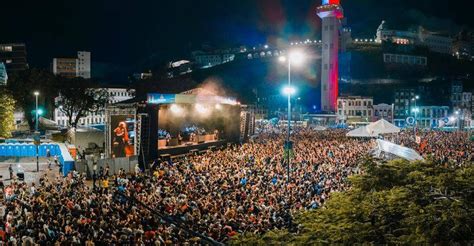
[147,94,176,104]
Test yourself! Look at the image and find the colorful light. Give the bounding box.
[322,0,340,5]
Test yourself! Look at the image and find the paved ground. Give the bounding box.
[0,157,61,185]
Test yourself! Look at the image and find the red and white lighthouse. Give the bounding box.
[317,0,343,112]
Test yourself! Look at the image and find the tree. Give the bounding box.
[55,77,109,128]
[0,89,16,138]
[232,159,474,245]
[7,68,58,129]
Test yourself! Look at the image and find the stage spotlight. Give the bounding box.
[195,104,209,114]
[170,104,183,114]
[215,104,223,110]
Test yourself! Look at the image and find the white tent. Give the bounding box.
[347,119,400,138]
[346,126,378,137]
[372,139,424,161]
[366,119,400,135]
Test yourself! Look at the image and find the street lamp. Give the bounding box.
[411,95,419,135]
[279,50,305,184]
[282,86,296,96]
[34,91,40,131]
[33,91,40,172]
[455,110,460,131]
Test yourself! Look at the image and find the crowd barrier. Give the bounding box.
[75,156,139,178]
[0,143,75,176]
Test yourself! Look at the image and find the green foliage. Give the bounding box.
[55,77,109,128]
[233,159,474,244]
[0,89,16,138]
[6,68,58,129]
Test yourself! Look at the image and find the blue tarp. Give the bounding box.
[0,143,74,176]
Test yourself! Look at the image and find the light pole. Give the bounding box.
[296,97,301,122]
[34,91,39,131]
[282,85,296,183]
[34,91,40,172]
[279,51,304,184]
[455,110,460,131]
[411,95,419,135]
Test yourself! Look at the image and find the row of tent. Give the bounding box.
[347,119,400,137]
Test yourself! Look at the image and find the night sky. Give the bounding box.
[2,0,473,77]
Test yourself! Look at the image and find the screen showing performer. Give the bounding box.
[110,116,135,158]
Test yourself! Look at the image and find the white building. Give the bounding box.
[337,96,374,124]
[77,51,91,79]
[376,21,453,54]
[317,1,344,112]
[54,88,134,127]
[0,62,7,86]
[373,103,394,122]
[52,51,91,79]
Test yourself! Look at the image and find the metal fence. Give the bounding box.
[75,156,139,178]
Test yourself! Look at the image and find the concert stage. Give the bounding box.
[157,140,227,157]
[106,87,256,166]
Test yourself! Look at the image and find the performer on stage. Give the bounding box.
[178,132,183,145]
[113,121,129,158]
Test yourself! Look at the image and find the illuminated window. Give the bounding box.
[1,46,13,52]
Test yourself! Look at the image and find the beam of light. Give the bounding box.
[289,50,305,65]
[195,104,209,114]
[170,104,183,115]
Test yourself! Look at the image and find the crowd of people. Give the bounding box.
[0,125,471,244]
[394,130,473,166]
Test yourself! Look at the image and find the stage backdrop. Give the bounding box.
[158,104,241,143]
